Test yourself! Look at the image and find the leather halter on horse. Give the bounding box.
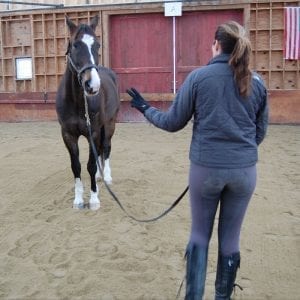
[67,54,98,87]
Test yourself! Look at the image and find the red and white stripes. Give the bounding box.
[284,7,300,60]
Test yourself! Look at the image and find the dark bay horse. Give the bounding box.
[56,15,120,210]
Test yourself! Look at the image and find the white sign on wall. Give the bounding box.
[164,2,182,17]
[15,57,33,80]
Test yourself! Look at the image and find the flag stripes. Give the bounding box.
[284,7,300,60]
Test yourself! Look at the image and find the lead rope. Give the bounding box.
[176,275,185,299]
[85,95,188,298]
[84,95,189,223]
[84,94,91,126]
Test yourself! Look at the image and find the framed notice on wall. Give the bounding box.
[15,57,33,80]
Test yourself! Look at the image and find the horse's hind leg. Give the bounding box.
[62,131,84,209]
[102,122,116,185]
[103,140,112,184]
[87,140,100,210]
[95,127,104,181]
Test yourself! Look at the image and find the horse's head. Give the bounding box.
[66,15,101,96]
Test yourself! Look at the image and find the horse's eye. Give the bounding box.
[72,42,80,49]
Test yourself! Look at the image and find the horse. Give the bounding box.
[56,15,120,210]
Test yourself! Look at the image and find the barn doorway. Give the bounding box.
[109,9,243,94]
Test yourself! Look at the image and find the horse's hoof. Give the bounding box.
[73,203,84,210]
[89,202,100,211]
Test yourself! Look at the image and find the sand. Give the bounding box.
[0,121,299,300]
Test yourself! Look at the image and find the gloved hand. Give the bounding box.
[126,88,150,114]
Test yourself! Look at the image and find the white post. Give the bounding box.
[164,2,182,94]
[173,16,176,94]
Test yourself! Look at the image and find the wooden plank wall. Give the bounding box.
[0,11,101,93]
[250,1,299,89]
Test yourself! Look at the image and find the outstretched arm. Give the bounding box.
[127,72,197,132]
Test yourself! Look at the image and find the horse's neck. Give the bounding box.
[65,68,84,99]
[63,68,87,115]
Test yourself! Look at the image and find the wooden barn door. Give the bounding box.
[176,10,243,89]
[109,13,173,93]
[109,9,243,95]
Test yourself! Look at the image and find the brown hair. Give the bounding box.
[215,21,252,97]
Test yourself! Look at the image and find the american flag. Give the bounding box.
[284,7,300,60]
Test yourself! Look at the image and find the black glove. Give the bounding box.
[126,88,150,114]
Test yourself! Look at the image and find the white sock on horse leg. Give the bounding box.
[104,158,112,185]
[89,185,100,210]
[96,156,102,180]
[73,178,84,209]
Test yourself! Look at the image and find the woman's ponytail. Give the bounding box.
[215,21,252,98]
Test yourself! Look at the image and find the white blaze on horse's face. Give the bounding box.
[81,33,101,95]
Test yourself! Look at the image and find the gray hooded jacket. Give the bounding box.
[144,53,268,168]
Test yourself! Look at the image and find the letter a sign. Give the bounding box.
[164,2,182,17]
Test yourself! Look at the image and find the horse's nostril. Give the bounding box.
[84,81,92,93]
[84,80,98,95]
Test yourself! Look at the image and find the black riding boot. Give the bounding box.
[215,252,241,300]
[185,242,208,300]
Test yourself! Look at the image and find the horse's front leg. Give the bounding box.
[87,141,100,210]
[62,131,84,209]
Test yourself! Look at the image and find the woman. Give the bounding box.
[127,21,268,299]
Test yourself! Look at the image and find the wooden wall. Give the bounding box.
[250,1,299,89]
[0,11,101,93]
[0,0,299,123]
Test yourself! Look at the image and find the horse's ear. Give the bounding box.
[90,15,99,31]
[65,39,71,55]
[65,15,77,36]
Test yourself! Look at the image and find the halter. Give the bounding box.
[67,54,98,87]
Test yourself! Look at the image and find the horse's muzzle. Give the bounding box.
[83,68,101,96]
[84,80,99,96]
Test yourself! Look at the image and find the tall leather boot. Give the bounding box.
[185,242,208,300]
[215,252,241,300]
